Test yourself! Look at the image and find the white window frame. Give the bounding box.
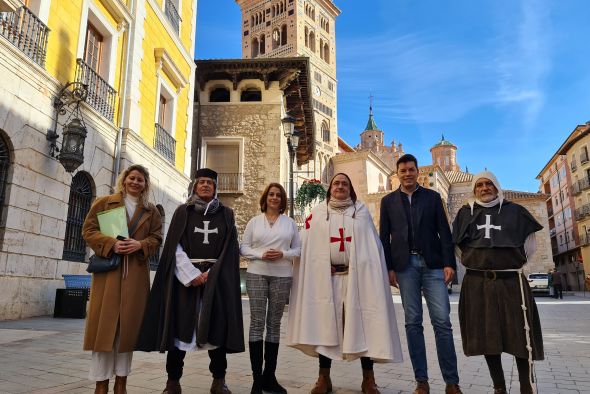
[25,0,51,23]
[155,76,178,136]
[200,137,245,190]
[77,0,119,86]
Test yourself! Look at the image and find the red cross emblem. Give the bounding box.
[305,214,313,229]
[330,228,351,252]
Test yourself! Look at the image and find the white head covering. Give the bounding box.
[468,170,504,214]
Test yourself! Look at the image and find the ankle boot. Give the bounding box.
[210,378,231,394]
[162,379,182,394]
[249,341,264,394]
[361,369,380,394]
[114,376,127,394]
[493,387,507,394]
[95,380,109,394]
[262,341,287,394]
[310,367,332,394]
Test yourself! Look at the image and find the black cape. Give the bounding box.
[136,203,244,353]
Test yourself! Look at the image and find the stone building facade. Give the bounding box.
[0,0,197,319]
[236,0,341,184]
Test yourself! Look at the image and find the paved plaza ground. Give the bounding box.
[0,293,589,394]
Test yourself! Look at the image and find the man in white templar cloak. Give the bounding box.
[286,173,403,394]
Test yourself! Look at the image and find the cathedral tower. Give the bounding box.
[236,0,341,182]
[430,134,460,172]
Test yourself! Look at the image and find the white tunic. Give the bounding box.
[286,202,403,363]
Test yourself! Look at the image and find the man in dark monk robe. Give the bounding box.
[452,171,544,394]
[137,168,244,394]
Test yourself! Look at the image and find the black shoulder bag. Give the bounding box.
[86,208,145,274]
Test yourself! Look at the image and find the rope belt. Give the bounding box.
[190,258,217,272]
[466,268,536,392]
[331,264,349,275]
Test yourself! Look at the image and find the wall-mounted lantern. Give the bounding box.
[46,82,89,173]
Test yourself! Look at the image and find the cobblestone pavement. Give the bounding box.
[0,294,589,394]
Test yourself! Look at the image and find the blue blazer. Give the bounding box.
[379,187,456,272]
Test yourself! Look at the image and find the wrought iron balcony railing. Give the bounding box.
[575,204,590,221]
[75,59,117,121]
[154,123,176,164]
[0,5,49,67]
[165,0,181,33]
[217,173,243,192]
[573,177,590,196]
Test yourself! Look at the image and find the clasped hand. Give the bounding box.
[262,249,283,261]
[113,238,142,254]
[191,271,209,287]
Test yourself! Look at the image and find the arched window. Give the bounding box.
[324,43,330,63]
[0,134,11,226]
[259,34,266,54]
[272,28,280,49]
[210,87,230,102]
[63,172,93,262]
[321,121,330,142]
[149,204,165,271]
[251,15,254,26]
[241,87,262,102]
[304,26,308,47]
[319,38,324,60]
[281,24,287,46]
[309,31,315,52]
[252,37,259,58]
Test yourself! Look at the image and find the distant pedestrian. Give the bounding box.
[547,270,554,297]
[552,269,563,299]
[452,171,544,394]
[240,183,301,394]
[82,164,163,394]
[379,154,462,394]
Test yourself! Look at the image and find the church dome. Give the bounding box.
[431,134,456,150]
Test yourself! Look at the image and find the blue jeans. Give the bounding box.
[396,254,459,384]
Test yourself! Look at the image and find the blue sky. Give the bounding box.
[196,0,590,192]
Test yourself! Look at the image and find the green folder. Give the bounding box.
[97,206,129,238]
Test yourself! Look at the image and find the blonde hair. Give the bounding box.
[115,164,151,208]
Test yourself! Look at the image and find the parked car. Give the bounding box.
[528,273,550,296]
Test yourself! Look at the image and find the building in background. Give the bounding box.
[0,0,197,319]
[537,122,590,291]
[236,0,341,188]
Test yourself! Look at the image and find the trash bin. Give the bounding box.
[53,274,91,319]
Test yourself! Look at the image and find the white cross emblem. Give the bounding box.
[194,221,218,244]
[476,214,502,239]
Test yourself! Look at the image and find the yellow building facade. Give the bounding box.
[0,0,197,319]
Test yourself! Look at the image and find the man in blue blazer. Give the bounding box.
[379,154,462,394]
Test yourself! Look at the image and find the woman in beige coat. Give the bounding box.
[82,164,162,394]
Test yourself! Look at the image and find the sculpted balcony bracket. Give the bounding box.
[46,82,89,172]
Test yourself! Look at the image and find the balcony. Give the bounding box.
[0,5,49,67]
[575,203,590,220]
[581,151,589,164]
[154,123,176,164]
[75,59,117,121]
[217,173,243,193]
[571,161,578,172]
[164,0,180,33]
[572,177,590,196]
[581,233,590,246]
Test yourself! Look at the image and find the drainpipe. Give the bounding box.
[111,0,136,189]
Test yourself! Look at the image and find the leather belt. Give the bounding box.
[190,258,217,272]
[466,269,520,281]
[331,264,349,275]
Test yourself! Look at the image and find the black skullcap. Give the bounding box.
[195,168,218,181]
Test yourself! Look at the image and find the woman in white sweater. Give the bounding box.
[240,183,301,394]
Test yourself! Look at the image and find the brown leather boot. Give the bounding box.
[210,378,231,394]
[361,369,380,394]
[162,379,182,394]
[94,380,109,394]
[413,380,429,394]
[445,384,463,394]
[113,376,127,394]
[493,387,507,394]
[310,367,332,394]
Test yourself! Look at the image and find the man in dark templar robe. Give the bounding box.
[137,168,244,394]
[452,171,544,394]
